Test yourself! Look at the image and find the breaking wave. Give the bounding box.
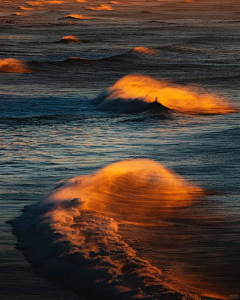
[0,58,32,73]
[92,74,236,114]
[10,159,205,300]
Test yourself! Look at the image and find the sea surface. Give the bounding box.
[0,1,240,299]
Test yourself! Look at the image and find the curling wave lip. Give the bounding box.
[92,74,238,114]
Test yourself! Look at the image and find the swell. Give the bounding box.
[28,54,128,69]
[26,47,159,68]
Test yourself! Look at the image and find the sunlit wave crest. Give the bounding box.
[92,74,236,114]
[60,35,81,43]
[0,58,32,73]
[133,46,158,55]
[42,159,204,222]
[87,4,113,11]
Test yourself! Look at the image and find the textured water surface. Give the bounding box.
[0,1,240,299]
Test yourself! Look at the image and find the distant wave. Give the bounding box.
[92,74,237,114]
[19,6,36,11]
[9,159,204,299]
[110,1,123,4]
[55,49,158,65]
[61,57,95,65]
[133,46,158,55]
[59,35,82,43]
[0,58,32,73]
[26,48,159,69]
[87,4,113,11]
[63,14,96,20]
[11,12,30,16]
[25,1,44,7]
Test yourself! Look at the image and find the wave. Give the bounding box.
[26,48,158,70]
[87,4,114,11]
[133,46,158,55]
[44,0,64,4]
[9,159,205,299]
[11,12,30,16]
[61,56,95,65]
[63,14,96,20]
[92,74,237,114]
[59,35,82,43]
[110,1,123,4]
[25,1,44,7]
[41,159,205,218]
[19,6,36,11]
[0,58,32,73]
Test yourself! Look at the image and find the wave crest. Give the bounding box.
[87,4,113,11]
[133,46,158,55]
[0,58,32,73]
[60,35,81,43]
[42,159,204,222]
[92,74,236,114]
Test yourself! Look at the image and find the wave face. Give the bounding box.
[92,74,236,114]
[0,58,32,73]
[11,159,205,300]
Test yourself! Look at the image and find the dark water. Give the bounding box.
[0,1,240,299]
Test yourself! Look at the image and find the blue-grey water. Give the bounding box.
[0,1,239,299]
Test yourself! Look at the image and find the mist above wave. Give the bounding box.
[42,159,205,222]
[93,74,236,114]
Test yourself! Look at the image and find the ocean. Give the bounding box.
[0,0,239,299]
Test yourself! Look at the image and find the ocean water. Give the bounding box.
[0,0,240,299]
